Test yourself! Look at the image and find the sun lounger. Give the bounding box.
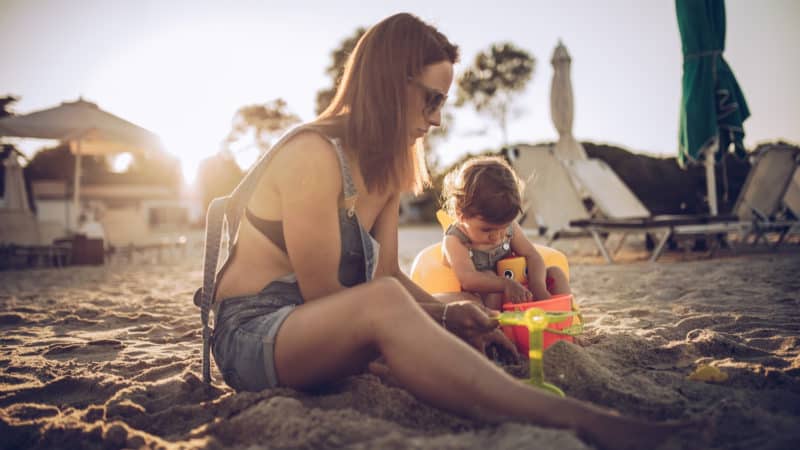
[783,167,800,219]
[730,145,800,246]
[510,145,591,241]
[567,146,799,261]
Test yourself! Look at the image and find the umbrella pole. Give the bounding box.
[705,146,718,216]
[72,139,82,231]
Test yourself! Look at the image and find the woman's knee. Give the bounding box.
[360,277,420,320]
[369,276,412,306]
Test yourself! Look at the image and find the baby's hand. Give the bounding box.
[503,279,533,303]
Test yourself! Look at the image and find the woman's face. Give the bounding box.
[407,61,454,141]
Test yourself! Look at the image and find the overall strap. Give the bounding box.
[445,223,472,245]
[329,138,359,216]
[200,196,228,383]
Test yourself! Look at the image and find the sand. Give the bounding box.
[1,226,799,450]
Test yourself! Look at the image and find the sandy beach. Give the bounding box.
[1,226,799,450]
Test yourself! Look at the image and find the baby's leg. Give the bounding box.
[479,269,505,310]
[545,266,571,295]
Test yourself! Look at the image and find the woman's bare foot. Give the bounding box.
[580,412,706,450]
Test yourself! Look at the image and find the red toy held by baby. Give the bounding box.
[496,256,575,353]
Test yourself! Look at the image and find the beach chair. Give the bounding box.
[782,167,800,240]
[567,145,800,261]
[508,146,734,261]
[564,158,743,261]
[783,167,800,219]
[730,145,800,246]
[511,145,592,241]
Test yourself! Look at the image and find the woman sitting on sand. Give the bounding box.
[199,12,692,449]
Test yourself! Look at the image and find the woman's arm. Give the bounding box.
[369,192,447,309]
[369,196,516,356]
[509,222,551,300]
[278,133,348,301]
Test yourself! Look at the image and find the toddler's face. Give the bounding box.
[459,216,512,246]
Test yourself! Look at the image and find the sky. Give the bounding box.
[1,0,798,186]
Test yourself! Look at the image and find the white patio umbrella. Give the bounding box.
[2,149,31,212]
[550,40,588,161]
[0,98,162,229]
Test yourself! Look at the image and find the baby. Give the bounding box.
[441,156,570,310]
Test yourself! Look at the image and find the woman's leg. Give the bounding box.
[546,266,571,295]
[274,277,691,450]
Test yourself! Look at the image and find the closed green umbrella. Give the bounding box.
[676,0,750,215]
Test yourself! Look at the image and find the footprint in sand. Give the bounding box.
[42,339,125,360]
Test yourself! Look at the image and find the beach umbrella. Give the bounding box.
[550,40,587,161]
[1,149,31,213]
[0,98,162,229]
[676,0,750,215]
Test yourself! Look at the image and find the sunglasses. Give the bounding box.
[407,77,448,116]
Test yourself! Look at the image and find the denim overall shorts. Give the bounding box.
[445,223,513,272]
[197,125,378,392]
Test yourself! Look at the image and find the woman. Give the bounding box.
[200,13,694,449]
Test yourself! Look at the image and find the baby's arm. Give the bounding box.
[509,222,551,300]
[443,235,527,299]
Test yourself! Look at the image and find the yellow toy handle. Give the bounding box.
[497,308,584,397]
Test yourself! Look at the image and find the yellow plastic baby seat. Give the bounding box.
[409,210,569,294]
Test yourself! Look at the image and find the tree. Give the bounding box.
[224,99,301,156]
[196,150,244,216]
[24,143,183,190]
[25,144,105,182]
[1,95,19,118]
[315,27,366,116]
[456,43,535,144]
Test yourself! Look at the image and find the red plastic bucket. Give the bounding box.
[502,294,574,354]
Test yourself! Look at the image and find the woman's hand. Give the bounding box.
[503,279,533,303]
[444,301,519,362]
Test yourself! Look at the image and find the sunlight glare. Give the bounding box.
[86,21,283,187]
[110,153,133,173]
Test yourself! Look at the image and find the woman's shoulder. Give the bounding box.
[271,128,340,170]
[265,129,344,195]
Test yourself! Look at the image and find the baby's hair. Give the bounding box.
[442,156,524,224]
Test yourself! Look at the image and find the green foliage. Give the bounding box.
[25,144,105,182]
[456,42,535,144]
[24,143,183,190]
[0,95,19,118]
[224,99,301,154]
[315,27,366,116]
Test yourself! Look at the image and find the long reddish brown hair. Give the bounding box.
[314,13,459,194]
